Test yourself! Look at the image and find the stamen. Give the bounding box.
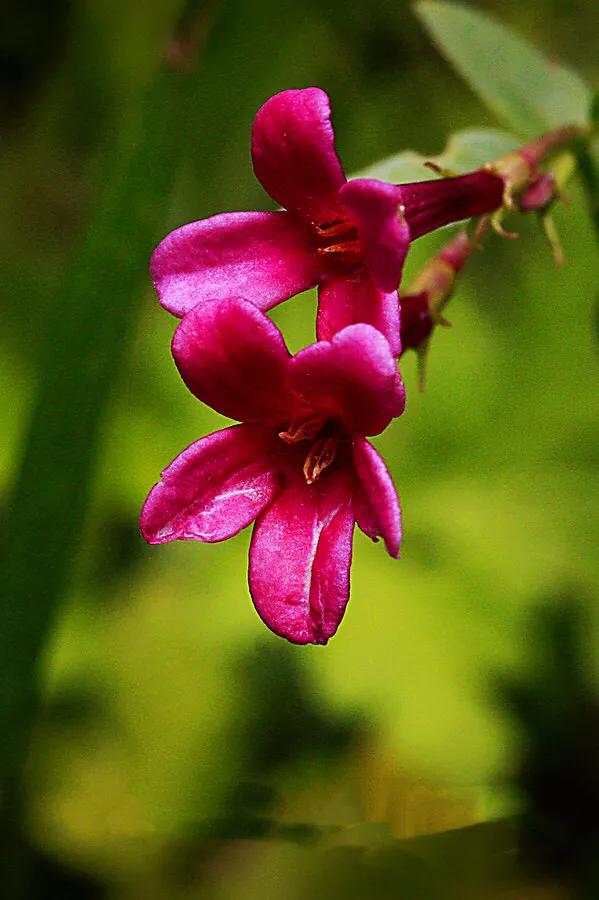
[491,209,519,239]
[279,416,323,444]
[313,217,362,267]
[303,436,338,485]
[318,239,363,256]
[314,220,355,239]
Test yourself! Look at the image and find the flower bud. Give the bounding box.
[399,229,475,386]
[518,172,558,213]
[488,126,581,209]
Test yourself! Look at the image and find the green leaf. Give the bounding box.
[355,149,431,183]
[356,127,519,182]
[415,1,591,138]
[0,55,199,785]
[434,128,519,172]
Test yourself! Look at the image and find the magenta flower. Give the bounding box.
[140,297,405,645]
[150,88,504,355]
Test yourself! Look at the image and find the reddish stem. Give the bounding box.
[519,125,583,169]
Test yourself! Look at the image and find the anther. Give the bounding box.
[279,416,324,444]
[314,220,355,239]
[317,239,363,257]
[303,436,338,484]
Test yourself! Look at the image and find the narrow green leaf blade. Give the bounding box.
[0,62,198,785]
[415,1,591,138]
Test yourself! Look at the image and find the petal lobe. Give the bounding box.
[249,468,354,645]
[251,88,346,223]
[141,425,279,544]
[151,211,320,317]
[289,323,406,436]
[172,298,295,425]
[352,437,401,558]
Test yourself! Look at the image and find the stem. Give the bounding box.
[491,125,586,199]
[574,139,599,244]
[519,125,584,169]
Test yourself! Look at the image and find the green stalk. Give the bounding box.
[0,15,200,817]
[575,138,599,244]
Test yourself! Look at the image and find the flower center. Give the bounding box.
[314,219,362,266]
[302,436,338,485]
[279,417,341,485]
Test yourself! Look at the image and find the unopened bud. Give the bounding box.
[487,125,582,209]
[399,229,474,385]
[519,172,558,212]
[406,229,472,322]
[398,291,434,354]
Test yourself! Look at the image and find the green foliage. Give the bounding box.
[358,127,519,181]
[435,128,519,172]
[0,51,197,785]
[415,1,591,138]
[501,600,599,894]
[1,0,598,897]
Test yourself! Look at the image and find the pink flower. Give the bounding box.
[140,297,405,645]
[150,88,504,356]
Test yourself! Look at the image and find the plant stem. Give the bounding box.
[519,125,585,169]
[575,139,599,244]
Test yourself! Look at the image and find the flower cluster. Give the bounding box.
[141,87,550,644]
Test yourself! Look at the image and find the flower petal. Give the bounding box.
[352,437,401,558]
[251,88,346,223]
[172,297,296,425]
[248,467,354,645]
[150,211,320,318]
[397,170,504,240]
[141,424,279,544]
[339,178,410,293]
[316,270,401,357]
[288,323,406,437]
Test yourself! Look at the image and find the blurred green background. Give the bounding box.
[1,0,598,897]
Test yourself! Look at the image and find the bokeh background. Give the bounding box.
[1,0,598,897]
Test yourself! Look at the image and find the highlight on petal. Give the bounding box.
[248,468,354,645]
[141,424,279,544]
[352,437,402,559]
[251,88,346,223]
[289,323,406,437]
[172,297,296,426]
[339,178,410,293]
[316,270,401,357]
[398,170,504,240]
[150,211,320,318]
